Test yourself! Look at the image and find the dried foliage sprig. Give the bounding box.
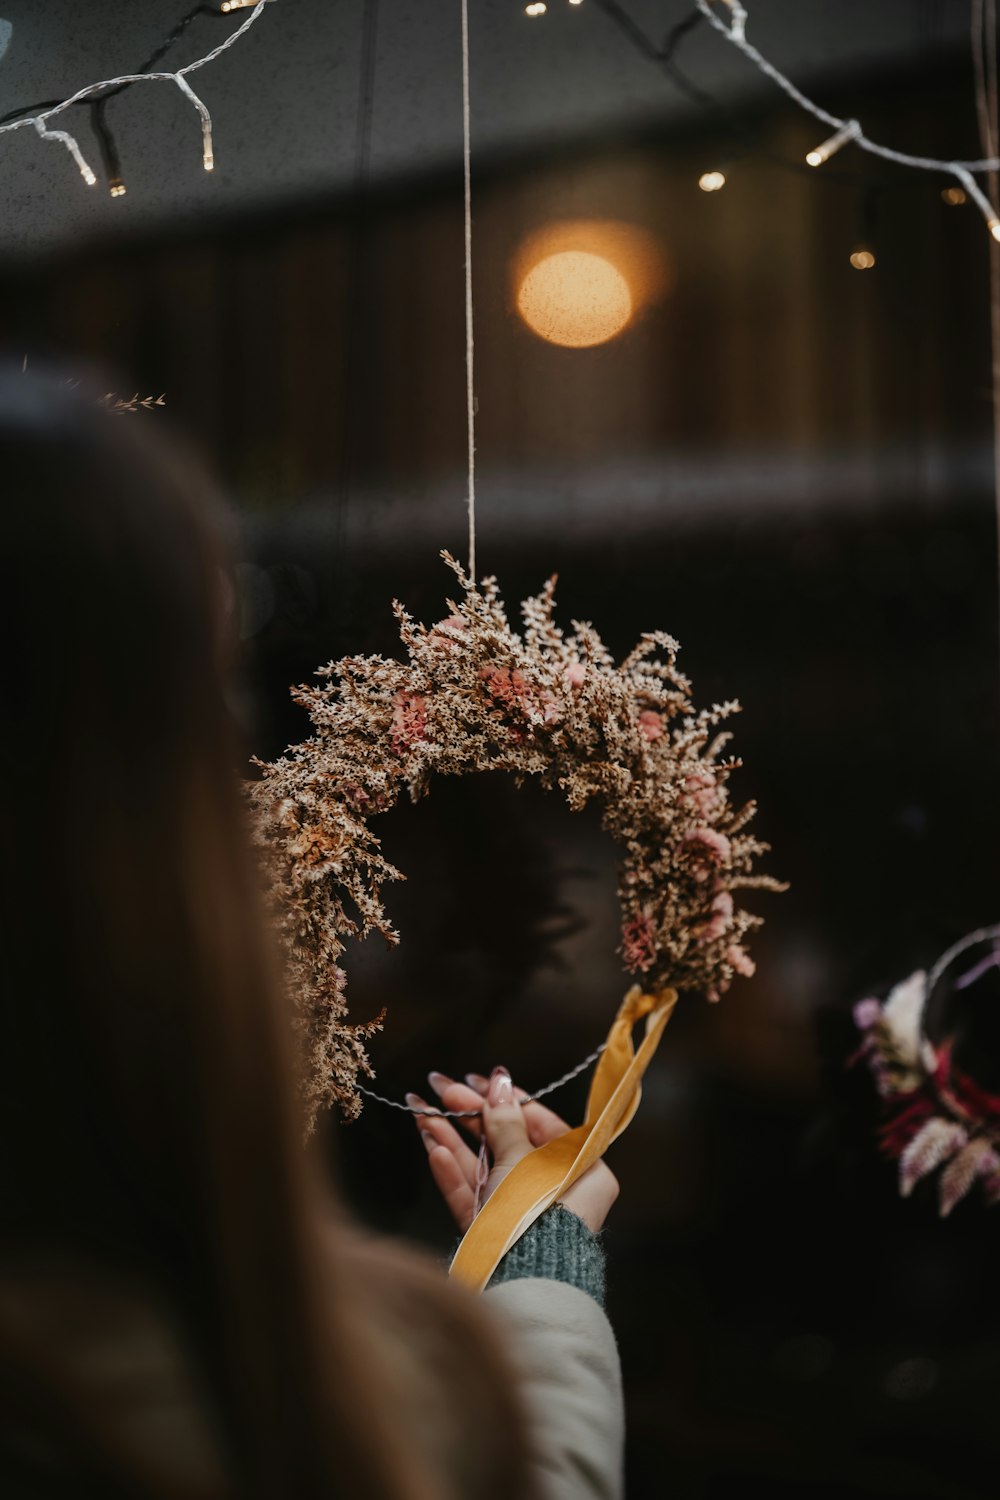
[251,555,784,1125]
[97,392,166,414]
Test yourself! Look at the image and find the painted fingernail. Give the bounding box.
[465,1072,489,1093]
[405,1092,426,1111]
[488,1066,513,1106]
[427,1070,452,1094]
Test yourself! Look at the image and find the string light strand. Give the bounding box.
[0,0,273,188]
[357,1043,608,1119]
[695,0,1000,237]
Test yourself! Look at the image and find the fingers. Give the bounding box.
[481,1067,533,1180]
[427,1071,484,1141]
[464,1073,571,1147]
[427,1143,475,1234]
[407,1092,479,1191]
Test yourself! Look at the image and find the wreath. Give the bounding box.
[852,928,1000,1215]
[252,555,783,1126]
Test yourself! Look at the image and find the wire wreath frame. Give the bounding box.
[251,554,783,1129]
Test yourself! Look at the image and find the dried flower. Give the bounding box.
[726,944,756,978]
[621,911,657,972]
[391,690,428,751]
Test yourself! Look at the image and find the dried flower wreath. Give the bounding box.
[252,554,783,1126]
[852,927,1000,1215]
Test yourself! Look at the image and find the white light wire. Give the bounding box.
[696,0,1000,235]
[0,0,273,186]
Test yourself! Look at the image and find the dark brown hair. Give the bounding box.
[0,368,531,1499]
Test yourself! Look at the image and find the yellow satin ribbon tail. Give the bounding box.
[449,985,679,1293]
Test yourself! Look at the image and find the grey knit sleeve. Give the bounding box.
[486,1205,606,1307]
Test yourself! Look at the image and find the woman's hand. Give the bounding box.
[407,1067,619,1236]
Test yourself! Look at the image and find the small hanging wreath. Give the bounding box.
[252,555,783,1125]
[851,927,1000,1215]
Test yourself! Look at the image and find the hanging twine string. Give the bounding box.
[461,0,477,581]
[356,1,608,1125]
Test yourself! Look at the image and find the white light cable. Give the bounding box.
[0,0,273,186]
[697,0,1000,238]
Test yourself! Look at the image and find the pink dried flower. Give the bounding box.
[683,827,732,881]
[685,827,731,859]
[712,889,734,920]
[621,911,657,973]
[696,887,734,944]
[684,773,721,818]
[564,661,587,689]
[430,614,467,653]
[540,691,562,724]
[726,944,756,978]
[853,998,882,1030]
[391,690,427,750]
[938,1139,1000,1217]
[899,1117,967,1198]
[638,710,663,741]
[480,664,561,727]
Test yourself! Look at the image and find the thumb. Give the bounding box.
[482,1067,532,1177]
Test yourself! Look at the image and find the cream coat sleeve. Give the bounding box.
[485,1278,625,1500]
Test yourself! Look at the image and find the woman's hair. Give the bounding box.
[0,367,530,1499]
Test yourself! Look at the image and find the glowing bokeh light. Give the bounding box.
[516,251,633,347]
[849,249,876,270]
[699,170,726,192]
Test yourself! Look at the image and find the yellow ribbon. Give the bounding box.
[449,985,679,1293]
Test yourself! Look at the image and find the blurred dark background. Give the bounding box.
[2,1,999,1495]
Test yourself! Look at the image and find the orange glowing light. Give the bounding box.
[512,219,667,349]
[517,251,631,347]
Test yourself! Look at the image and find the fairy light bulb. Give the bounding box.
[991,218,1000,242]
[849,248,875,270]
[109,177,127,197]
[941,186,966,206]
[806,120,860,167]
[220,0,258,11]
[525,2,546,13]
[698,170,726,192]
[203,145,215,171]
